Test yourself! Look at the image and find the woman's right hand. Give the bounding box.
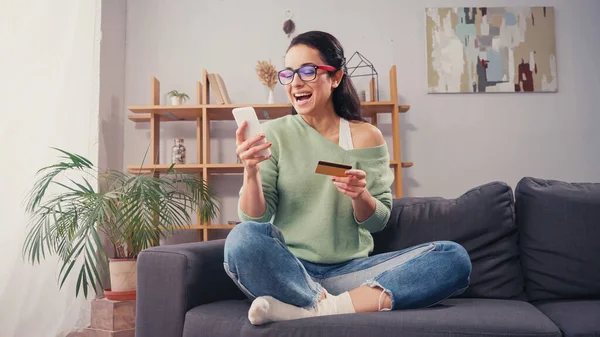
[236,121,272,174]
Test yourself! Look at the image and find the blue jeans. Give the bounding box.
[223,221,472,310]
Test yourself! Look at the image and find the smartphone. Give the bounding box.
[232,107,271,157]
[315,160,352,177]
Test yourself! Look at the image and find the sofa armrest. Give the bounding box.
[135,239,245,337]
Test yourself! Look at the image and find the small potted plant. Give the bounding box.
[167,90,190,106]
[23,148,219,300]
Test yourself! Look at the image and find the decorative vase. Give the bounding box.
[267,88,274,104]
[171,96,183,105]
[171,138,186,164]
[358,90,366,102]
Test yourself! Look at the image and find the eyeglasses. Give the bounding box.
[277,65,337,85]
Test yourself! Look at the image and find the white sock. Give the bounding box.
[314,290,356,316]
[248,296,313,325]
[248,291,356,325]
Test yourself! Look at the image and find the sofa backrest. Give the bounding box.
[515,177,600,302]
[372,181,525,300]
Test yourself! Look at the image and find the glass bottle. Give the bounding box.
[171,138,186,164]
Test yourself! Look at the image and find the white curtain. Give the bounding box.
[0,1,102,336]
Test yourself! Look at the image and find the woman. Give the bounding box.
[224,31,472,325]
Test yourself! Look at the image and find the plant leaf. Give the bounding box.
[85,235,106,292]
[83,252,95,297]
[76,266,84,297]
[82,267,88,298]
[59,259,77,289]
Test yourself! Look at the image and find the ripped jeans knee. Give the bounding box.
[363,280,394,311]
[361,241,471,310]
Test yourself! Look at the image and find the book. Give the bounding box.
[207,73,225,104]
[215,73,231,104]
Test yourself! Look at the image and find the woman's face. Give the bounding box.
[282,44,339,116]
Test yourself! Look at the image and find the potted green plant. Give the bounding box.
[23,148,219,299]
[167,90,190,106]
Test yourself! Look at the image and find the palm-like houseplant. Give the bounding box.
[23,148,219,299]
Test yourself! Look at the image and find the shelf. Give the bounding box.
[205,163,244,174]
[127,103,411,123]
[390,160,414,168]
[128,105,203,121]
[126,164,203,174]
[127,161,412,175]
[129,162,412,174]
[128,113,194,122]
[129,105,203,114]
[207,104,292,120]
[209,224,238,229]
[126,104,290,123]
[362,102,411,116]
[128,114,152,122]
[185,224,237,230]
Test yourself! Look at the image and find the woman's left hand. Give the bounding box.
[332,169,368,200]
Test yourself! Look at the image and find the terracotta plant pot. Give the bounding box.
[106,258,137,301]
[104,289,136,301]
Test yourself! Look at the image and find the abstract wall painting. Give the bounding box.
[426,7,557,93]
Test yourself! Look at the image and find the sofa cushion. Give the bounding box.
[534,300,600,337]
[372,182,525,300]
[516,177,600,302]
[183,299,560,337]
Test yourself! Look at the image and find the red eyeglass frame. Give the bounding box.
[314,65,337,72]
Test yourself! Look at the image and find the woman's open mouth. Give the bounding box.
[294,92,312,106]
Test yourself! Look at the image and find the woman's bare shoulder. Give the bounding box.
[349,121,385,149]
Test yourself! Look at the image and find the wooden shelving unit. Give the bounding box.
[128,103,410,123]
[127,66,412,241]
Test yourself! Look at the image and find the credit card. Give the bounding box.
[315,161,352,177]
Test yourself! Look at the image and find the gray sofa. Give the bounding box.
[135,177,600,337]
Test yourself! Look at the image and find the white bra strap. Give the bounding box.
[338,118,354,150]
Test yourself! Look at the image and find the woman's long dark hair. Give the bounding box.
[287,31,365,122]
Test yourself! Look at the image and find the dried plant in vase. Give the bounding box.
[256,60,278,104]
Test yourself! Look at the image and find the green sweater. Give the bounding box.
[238,115,394,264]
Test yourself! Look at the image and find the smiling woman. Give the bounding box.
[282,31,365,122]
[226,30,472,326]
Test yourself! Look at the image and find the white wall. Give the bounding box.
[99,0,127,175]
[0,1,101,336]
[123,0,600,232]
[98,0,127,273]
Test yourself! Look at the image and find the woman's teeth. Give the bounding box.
[295,93,312,101]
